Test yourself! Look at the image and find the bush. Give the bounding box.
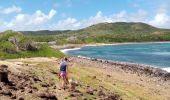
[0,44,65,59]
[0,31,65,59]
[0,41,16,53]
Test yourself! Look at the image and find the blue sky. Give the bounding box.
[0,0,170,31]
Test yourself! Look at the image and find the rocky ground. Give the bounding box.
[0,57,169,100]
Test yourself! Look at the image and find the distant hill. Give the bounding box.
[20,30,70,36]
[15,22,170,44]
[20,22,170,36]
[80,22,158,34]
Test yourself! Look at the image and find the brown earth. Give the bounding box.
[0,57,169,100]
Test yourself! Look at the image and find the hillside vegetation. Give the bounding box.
[21,22,170,44]
[0,30,64,59]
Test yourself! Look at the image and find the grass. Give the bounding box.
[66,63,167,100]
[8,57,168,100]
[0,30,65,59]
[0,44,65,59]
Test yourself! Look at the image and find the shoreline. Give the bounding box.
[70,56,170,81]
[58,41,170,50]
[58,42,170,73]
[77,55,170,73]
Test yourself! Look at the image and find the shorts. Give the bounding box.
[60,71,66,78]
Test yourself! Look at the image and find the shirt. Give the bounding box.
[60,61,67,72]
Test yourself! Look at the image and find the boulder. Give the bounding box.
[37,93,58,100]
[0,65,9,83]
[24,43,37,51]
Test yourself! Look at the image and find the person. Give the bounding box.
[59,57,69,90]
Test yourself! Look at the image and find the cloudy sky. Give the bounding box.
[0,0,170,31]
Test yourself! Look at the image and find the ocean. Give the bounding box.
[62,42,170,72]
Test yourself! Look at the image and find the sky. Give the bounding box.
[0,0,170,31]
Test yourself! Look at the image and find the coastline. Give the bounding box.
[57,42,170,73]
[70,56,170,81]
[57,41,170,50]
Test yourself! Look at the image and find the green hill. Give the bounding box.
[78,22,158,34]
[15,22,170,44]
[0,30,64,59]
[21,22,170,35]
[20,30,70,36]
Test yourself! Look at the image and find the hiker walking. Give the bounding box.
[59,57,69,90]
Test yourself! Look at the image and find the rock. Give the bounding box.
[69,92,83,97]
[104,93,121,100]
[69,93,76,97]
[0,89,12,96]
[92,76,96,79]
[107,75,111,77]
[91,58,97,61]
[93,89,97,91]
[33,76,41,82]
[86,85,90,88]
[69,79,79,91]
[28,89,33,93]
[86,88,94,95]
[18,97,24,100]
[163,73,170,81]
[10,95,17,99]
[41,83,49,87]
[37,93,58,100]
[98,90,105,96]
[0,65,9,83]
[24,43,37,51]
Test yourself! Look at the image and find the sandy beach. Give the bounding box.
[52,41,170,50]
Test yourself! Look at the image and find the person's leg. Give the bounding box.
[59,72,64,89]
[65,74,69,85]
[60,72,67,90]
[62,76,67,90]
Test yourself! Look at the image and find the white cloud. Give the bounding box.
[52,17,81,30]
[149,13,170,28]
[1,6,170,31]
[1,9,56,31]
[52,7,170,30]
[52,9,148,30]
[0,5,22,14]
[149,4,170,28]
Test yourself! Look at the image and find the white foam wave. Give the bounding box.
[162,67,170,72]
[60,48,81,54]
[77,55,91,60]
[150,52,170,56]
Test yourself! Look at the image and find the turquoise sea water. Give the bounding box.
[66,43,170,69]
